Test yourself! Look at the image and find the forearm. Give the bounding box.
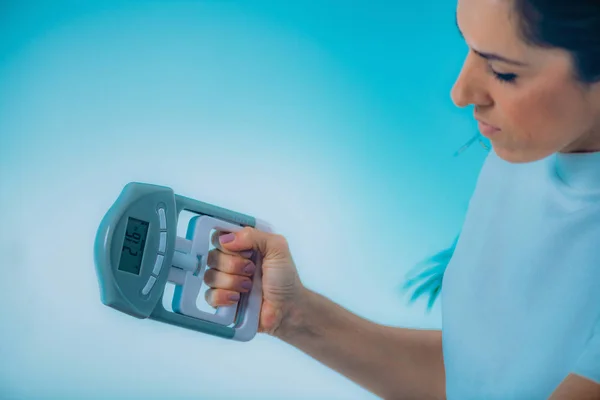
[274,287,446,399]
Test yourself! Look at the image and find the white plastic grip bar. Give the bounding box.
[172,216,264,326]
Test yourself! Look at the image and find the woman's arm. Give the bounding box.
[274,287,446,399]
[549,374,600,399]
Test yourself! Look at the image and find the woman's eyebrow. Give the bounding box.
[455,14,530,67]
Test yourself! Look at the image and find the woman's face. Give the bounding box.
[452,0,600,163]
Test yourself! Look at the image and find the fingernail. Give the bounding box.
[240,250,253,258]
[229,293,240,301]
[242,280,252,290]
[220,233,235,244]
[243,262,255,275]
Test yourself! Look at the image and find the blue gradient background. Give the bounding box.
[0,1,490,398]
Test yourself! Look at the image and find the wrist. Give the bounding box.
[272,286,315,341]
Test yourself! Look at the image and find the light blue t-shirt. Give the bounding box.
[442,147,600,399]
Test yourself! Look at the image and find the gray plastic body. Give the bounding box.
[93,182,271,341]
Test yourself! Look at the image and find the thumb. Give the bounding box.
[212,226,273,256]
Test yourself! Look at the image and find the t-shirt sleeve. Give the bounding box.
[572,316,600,384]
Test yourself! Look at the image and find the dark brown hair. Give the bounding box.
[513,0,600,84]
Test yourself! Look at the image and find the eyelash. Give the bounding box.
[489,67,518,84]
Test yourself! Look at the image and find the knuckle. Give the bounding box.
[204,269,237,289]
[206,249,217,267]
[239,226,253,240]
[203,268,217,286]
[271,234,289,249]
[225,272,239,287]
[210,231,222,248]
[227,255,242,273]
[207,249,236,273]
[205,287,240,306]
[219,289,238,304]
[204,288,215,305]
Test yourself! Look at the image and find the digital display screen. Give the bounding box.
[118,217,149,275]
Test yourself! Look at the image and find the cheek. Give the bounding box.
[500,84,585,145]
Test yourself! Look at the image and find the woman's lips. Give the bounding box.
[476,119,501,137]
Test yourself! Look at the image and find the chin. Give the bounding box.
[491,142,553,164]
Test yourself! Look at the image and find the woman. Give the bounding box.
[202,0,600,398]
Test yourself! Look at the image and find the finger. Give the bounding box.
[210,230,253,259]
[204,288,241,307]
[213,226,275,256]
[204,268,253,292]
[206,249,256,276]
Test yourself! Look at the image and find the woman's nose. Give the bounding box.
[450,57,492,108]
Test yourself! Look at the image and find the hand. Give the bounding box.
[204,227,304,336]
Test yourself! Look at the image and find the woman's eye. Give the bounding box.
[490,67,518,84]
